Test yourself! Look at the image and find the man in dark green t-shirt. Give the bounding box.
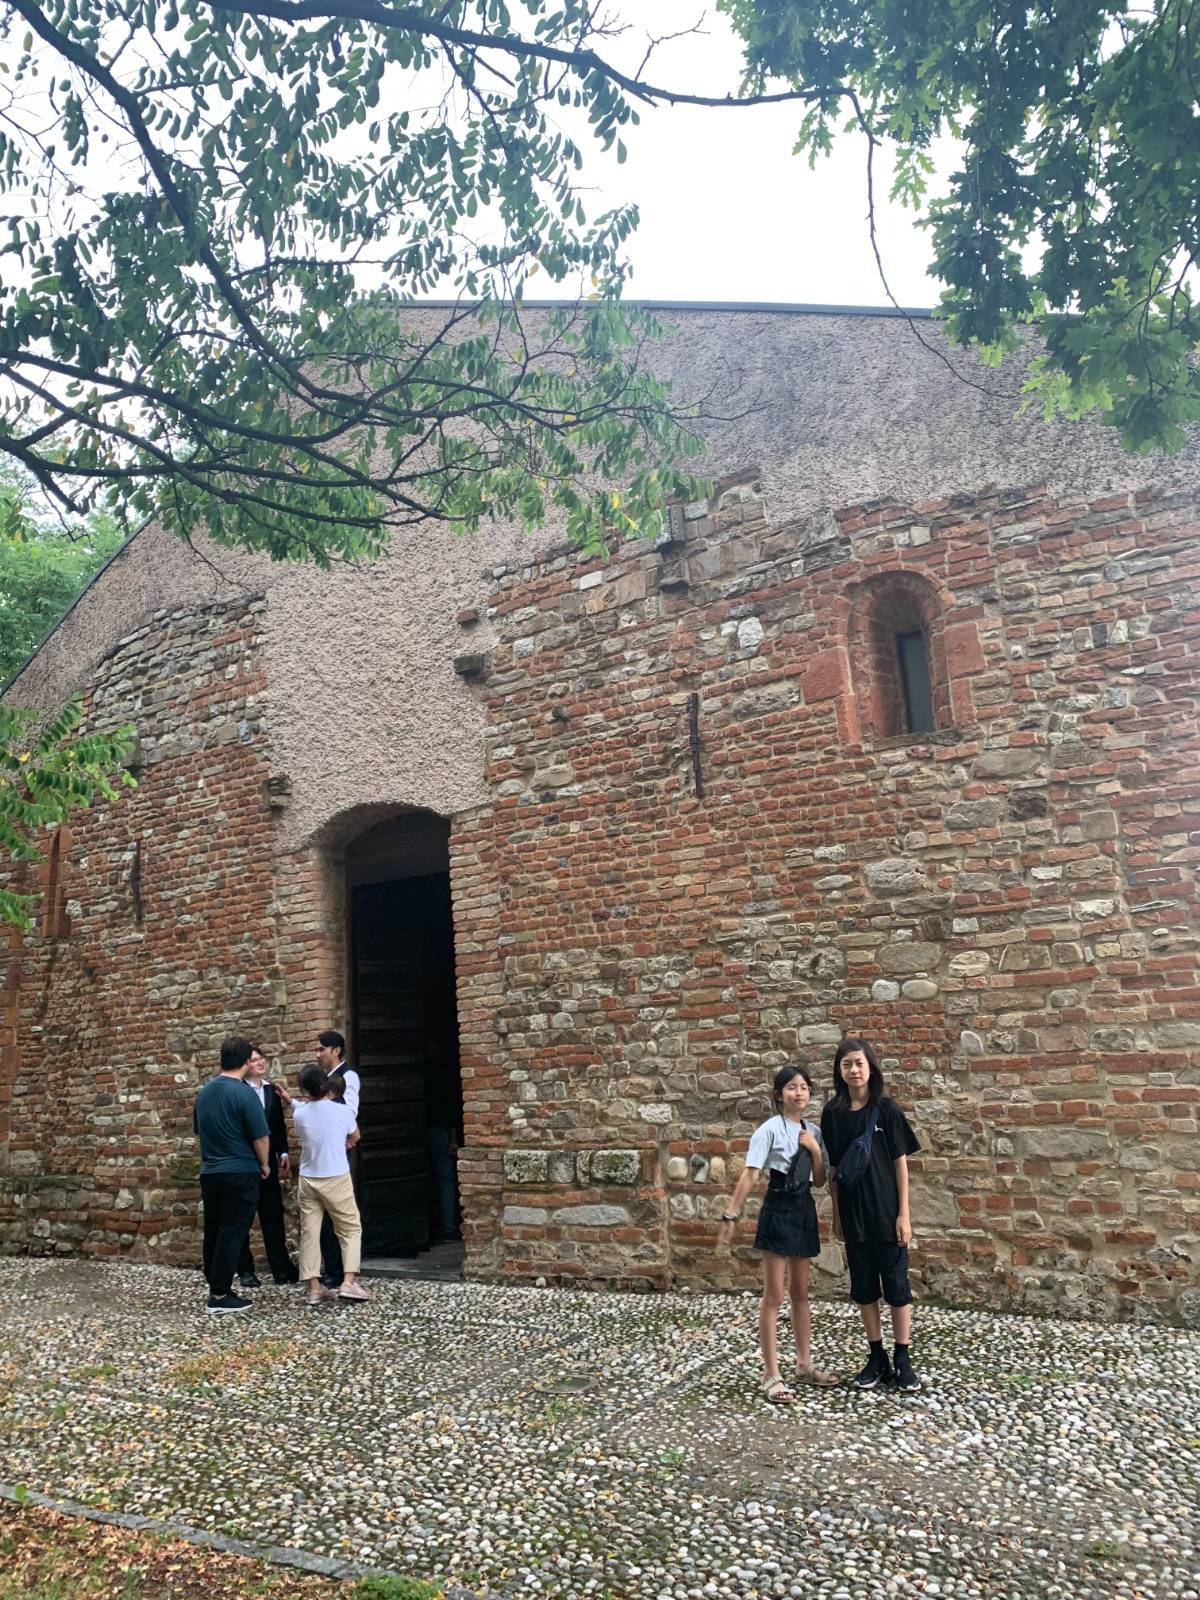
[193,1036,270,1314]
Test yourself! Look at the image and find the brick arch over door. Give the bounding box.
[844,570,954,740]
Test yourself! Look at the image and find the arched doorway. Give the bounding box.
[346,811,462,1269]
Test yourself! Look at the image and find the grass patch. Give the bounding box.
[0,1505,351,1599]
[352,1579,444,1600]
[167,1340,298,1390]
[1085,1538,1126,1562]
[997,1368,1072,1392]
[524,1394,595,1430]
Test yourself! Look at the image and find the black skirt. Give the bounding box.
[754,1173,820,1258]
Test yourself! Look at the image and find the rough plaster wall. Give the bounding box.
[7,309,1199,851]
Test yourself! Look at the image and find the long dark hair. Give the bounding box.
[772,1063,814,1124]
[830,1036,884,1107]
[299,1064,334,1100]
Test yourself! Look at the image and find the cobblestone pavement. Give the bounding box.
[0,1258,1197,1600]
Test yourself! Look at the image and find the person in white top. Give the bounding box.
[314,1029,360,1289]
[275,1066,371,1306]
[716,1065,835,1402]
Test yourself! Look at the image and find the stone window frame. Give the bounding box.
[844,571,953,742]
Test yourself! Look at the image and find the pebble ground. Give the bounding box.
[0,1257,1197,1600]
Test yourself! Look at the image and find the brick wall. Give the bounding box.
[0,598,280,1262]
[3,480,1198,1323]
[453,479,1200,1321]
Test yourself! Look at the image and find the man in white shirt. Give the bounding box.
[317,1030,360,1115]
[316,1029,360,1285]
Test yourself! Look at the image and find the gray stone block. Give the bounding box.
[550,1204,631,1227]
[944,798,1007,828]
[1015,1128,1110,1161]
[877,941,941,975]
[901,979,939,1000]
[864,857,926,894]
[972,748,1042,777]
[502,1149,550,1184]
[589,1150,641,1185]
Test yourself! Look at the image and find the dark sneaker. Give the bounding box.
[273,1269,300,1285]
[206,1292,252,1315]
[238,1274,261,1289]
[893,1349,922,1392]
[853,1348,894,1389]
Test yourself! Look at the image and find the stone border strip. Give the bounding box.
[0,1479,494,1597]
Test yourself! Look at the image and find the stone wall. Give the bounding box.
[0,599,280,1260]
[453,478,1200,1321]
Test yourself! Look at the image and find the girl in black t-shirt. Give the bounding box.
[820,1037,922,1392]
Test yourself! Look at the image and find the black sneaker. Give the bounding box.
[893,1349,922,1392]
[238,1274,261,1289]
[206,1292,252,1315]
[273,1268,301,1285]
[853,1348,894,1389]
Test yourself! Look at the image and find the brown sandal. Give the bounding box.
[761,1375,795,1404]
[795,1364,839,1387]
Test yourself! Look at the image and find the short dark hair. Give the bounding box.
[299,1064,332,1099]
[771,1063,814,1109]
[220,1036,254,1073]
[318,1029,345,1057]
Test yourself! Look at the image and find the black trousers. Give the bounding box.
[320,1210,344,1285]
[238,1167,297,1282]
[200,1172,260,1297]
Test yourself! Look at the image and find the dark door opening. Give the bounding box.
[350,865,462,1260]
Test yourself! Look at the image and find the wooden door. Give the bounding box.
[351,874,453,1255]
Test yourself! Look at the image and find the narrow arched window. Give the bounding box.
[896,630,935,734]
[40,826,72,939]
[847,573,949,740]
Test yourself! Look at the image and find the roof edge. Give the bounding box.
[407,298,936,318]
[1,519,148,702]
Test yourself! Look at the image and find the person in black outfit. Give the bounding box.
[426,1062,463,1243]
[237,1046,300,1287]
[315,1029,361,1287]
[193,1036,270,1314]
[821,1036,922,1392]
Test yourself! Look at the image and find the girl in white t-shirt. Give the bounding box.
[716,1065,835,1401]
[276,1066,371,1306]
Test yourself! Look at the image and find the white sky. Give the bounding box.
[528,3,956,309]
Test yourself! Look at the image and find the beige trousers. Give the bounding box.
[298,1173,362,1278]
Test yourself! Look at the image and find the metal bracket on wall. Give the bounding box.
[130,837,144,923]
[687,692,704,798]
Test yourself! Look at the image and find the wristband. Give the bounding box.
[721,1212,739,1223]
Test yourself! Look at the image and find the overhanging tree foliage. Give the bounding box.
[0,467,131,927]
[1,1,1196,924]
[0,0,752,924]
[720,0,1200,452]
[0,699,135,927]
[0,464,125,684]
[0,0,743,563]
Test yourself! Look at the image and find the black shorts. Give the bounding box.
[754,1175,820,1258]
[845,1237,912,1307]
